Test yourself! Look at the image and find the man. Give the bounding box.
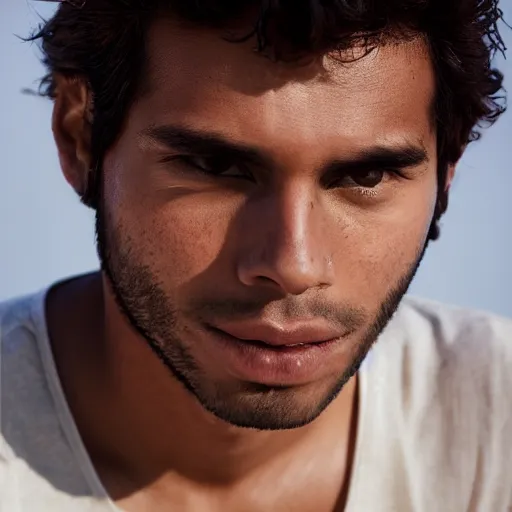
[1,0,511,510]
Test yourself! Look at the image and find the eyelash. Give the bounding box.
[325,168,402,196]
[162,155,257,185]
[163,155,401,198]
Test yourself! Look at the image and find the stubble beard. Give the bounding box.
[95,199,429,430]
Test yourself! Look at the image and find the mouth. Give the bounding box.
[212,330,339,351]
[206,318,348,348]
[201,324,348,385]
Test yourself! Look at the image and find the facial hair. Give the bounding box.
[95,198,429,431]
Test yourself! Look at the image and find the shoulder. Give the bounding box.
[1,294,35,332]
[368,296,512,438]
[371,295,512,377]
[0,291,49,458]
[372,295,512,444]
[361,298,512,508]
[396,295,512,375]
[0,291,47,365]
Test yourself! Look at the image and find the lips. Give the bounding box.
[209,319,345,347]
[198,318,352,385]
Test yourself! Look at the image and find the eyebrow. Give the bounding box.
[322,144,429,177]
[140,124,275,170]
[140,124,429,174]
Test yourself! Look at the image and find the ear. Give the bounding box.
[52,74,93,198]
[444,163,456,193]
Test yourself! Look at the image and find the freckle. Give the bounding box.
[310,201,314,210]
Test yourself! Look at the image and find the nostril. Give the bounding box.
[254,275,276,285]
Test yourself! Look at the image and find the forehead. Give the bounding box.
[135,20,436,154]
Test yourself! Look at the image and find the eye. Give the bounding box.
[174,155,254,180]
[347,170,385,188]
[325,169,388,189]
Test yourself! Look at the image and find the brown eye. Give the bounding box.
[323,168,390,190]
[349,170,384,188]
[175,155,253,180]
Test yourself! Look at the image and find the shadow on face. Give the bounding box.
[97,19,439,430]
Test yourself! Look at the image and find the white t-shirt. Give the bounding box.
[1,288,512,512]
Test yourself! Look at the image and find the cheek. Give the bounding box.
[331,182,437,304]
[103,150,236,289]
[129,201,233,289]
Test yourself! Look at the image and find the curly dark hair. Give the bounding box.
[29,0,508,241]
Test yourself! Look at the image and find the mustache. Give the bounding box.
[188,296,368,332]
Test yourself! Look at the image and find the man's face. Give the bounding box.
[96,21,438,430]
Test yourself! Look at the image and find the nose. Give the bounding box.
[236,184,335,296]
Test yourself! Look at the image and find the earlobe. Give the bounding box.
[445,164,456,192]
[51,74,93,198]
